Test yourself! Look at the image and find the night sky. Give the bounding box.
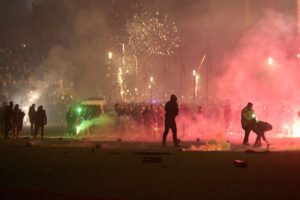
[0,0,32,17]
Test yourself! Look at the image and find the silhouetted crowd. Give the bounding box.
[114,103,165,136]
[110,102,232,138]
[0,101,47,139]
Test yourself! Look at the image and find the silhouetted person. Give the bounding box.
[253,121,272,147]
[241,102,256,145]
[34,106,47,139]
[28,104,36,136]
[12,104,25,139]
[0,102,7,137]
[4,101,13,139]
[162,94,179,147]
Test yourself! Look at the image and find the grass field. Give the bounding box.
[1,136,300,200]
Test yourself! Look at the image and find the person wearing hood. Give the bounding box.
[162,94,179,147]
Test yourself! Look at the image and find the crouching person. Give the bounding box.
[253,121,272,147]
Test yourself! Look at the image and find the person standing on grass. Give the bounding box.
[162,94,179,147]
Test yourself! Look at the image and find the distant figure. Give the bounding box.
[241,102,256,145]
[12,104,25,139]
[28,104,36,136]
[4,101,14,139]
[162,94,179,147]
[0,102,7,137]
[252,121,272,147]
[34,106,47,139]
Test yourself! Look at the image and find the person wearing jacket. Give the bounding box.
[34,106,47,139]
[162,94,179,147]
[241,102,256,145]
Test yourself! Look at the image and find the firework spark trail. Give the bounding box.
[126,12,180,56]
[121,11,181,99]
[117,67,124,101]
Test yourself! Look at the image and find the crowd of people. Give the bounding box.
[0,96,289,148]
[64,95,235,142]
[114,102,165,136]
[111,100,235,137]
[0,102,47,139]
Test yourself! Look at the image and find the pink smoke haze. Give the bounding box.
[215,10,300,137]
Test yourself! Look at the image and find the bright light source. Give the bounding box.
[76,107,82,114]
[150,76,154,82]
[108,52,113,59]
[193,70,196,76]
[28,90,40,103]
[284,124,290,129]
[292,120,300,137]
[297,53,300,59]
[267,57,273,65]
[148,85,151,89]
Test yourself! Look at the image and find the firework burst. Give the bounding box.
[126,12,180,57]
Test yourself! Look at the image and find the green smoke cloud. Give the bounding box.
[76,112,117,135]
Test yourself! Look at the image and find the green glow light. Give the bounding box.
[75,113,117,136]
[76,107,82,114]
